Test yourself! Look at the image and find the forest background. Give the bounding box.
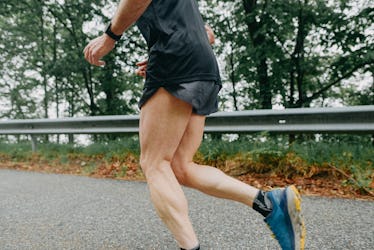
[0,0,373,198]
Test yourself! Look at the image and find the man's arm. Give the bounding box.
[110,0,152,35]
[84,0,152,67]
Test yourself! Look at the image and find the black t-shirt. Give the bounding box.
[136,0,221,88]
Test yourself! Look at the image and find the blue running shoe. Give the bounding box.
[265,186,306,250]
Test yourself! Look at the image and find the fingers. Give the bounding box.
[136,59,148,66]
[84,46,100,66]
[83,35,115,67]
[84,44,105,67]
[96,60,106,67]
[138,65,147,71]
[135,70,146,78]
[135,65,146,78]
[84,41,98,65]
[136,71,146,78]
[135,59,147,78]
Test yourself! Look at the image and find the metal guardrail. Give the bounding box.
[205,105,374,133]
[0,106,373,135]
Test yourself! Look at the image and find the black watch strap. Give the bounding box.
[105,23,122,41]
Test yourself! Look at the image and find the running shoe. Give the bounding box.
[265,185,306,250]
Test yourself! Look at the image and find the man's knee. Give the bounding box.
[140,154,172,179]
[171,159,192,186]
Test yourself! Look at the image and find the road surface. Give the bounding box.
[0,169,373,249]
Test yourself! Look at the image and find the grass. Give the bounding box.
[0,135,373,193]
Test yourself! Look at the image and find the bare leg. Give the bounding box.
[139,88,198,249]
[170,114,306,250]
[171,114,259,207]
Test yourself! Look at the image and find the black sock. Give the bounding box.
[252,190,273,217]
[180,244,200,250]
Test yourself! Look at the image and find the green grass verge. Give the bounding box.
[0,135,372,192]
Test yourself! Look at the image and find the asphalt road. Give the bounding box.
[0,169,373,250]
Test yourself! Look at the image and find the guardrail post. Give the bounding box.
[31,135,37,152]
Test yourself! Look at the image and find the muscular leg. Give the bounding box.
[171,114,259,206]
[139,88,198,249]
[171,114,305,250]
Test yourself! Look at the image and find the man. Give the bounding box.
[84,0,305,249]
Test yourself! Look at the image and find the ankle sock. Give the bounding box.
[252,190,273,217]
[180,244,200,250]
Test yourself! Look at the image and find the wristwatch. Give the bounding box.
[105,22,122,41]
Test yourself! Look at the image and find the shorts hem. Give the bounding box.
[138,81,220,115]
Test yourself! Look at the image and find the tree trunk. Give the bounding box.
[82,66,99,116]
[371,67,374,146]
[242,0,272,109]
[257,58,272,109]
[295,1,307,108]
[68,81,75,144]
[229,52,239,111]
[289,71,295,107]
[288,0,308,141]
[287,0,308,108]
[38,3,49,143]
[52,22,60,144]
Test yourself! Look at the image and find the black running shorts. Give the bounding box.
[138,81,221,116]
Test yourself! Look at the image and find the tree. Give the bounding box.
[0,0,146,120]
[203,0,373,110]
[1,0,372,144]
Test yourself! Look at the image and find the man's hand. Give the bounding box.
[136,59,148,78]
[83,34,116,67]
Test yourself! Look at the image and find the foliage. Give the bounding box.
[0,0,145,123]
[0,135,372,193]
[1,0,372,124]
[202,0,373,109]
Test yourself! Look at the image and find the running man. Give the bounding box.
[83,0,306,249]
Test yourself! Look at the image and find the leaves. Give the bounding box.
[201,0,373,109]
[0,0,145,123]
[1,139,372,199]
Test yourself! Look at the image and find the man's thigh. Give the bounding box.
[172,114,206,164]
[139,87,193,163]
